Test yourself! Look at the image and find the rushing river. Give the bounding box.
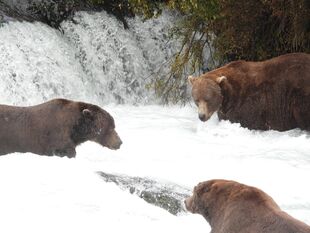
[0,8,309,233]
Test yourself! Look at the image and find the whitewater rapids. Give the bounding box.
[0,8,309,233]
[0,105,309,233]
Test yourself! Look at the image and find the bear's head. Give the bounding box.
[188,75,226,122]
[184,179,276,225]
[184,179,235,223]
[71,105,122,150]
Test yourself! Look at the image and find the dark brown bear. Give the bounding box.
[0,98,122,158]
[185,179,310,233]
[188,53,310,131]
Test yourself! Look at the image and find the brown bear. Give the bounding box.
[185,179,310,233]
[188,53,310,131]
[0,98,122,158]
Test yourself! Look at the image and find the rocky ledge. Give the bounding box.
[97,171,191,215]
[0,0,132,28]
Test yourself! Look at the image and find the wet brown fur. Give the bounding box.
[185,179,310,233]
[190,53,310,131]
[0,98,122,158]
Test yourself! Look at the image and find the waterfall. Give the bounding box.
[0,10,180,106]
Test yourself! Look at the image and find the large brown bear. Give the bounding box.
[0,98,122,158]
[185,179,310,233]
[188,53,310,131]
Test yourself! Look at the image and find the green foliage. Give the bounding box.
[135,0,310,103]
[89,0,165,19]
[213,0,310,61]
[149,1,220,103]
[128,0,165,18]
[163,0,310,63]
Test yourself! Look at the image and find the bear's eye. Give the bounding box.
[195,185,209,196]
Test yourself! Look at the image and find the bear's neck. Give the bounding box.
[71,116,93,145]
[218,78,241,118]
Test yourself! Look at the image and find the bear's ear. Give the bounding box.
[82,109,93,118]
[215,76,227,83]
[188,75,196,85]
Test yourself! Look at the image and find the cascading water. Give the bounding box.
[0,9,180,106]
[0,5,310,232]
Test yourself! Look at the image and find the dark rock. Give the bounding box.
[0,0,133,29]
[97,171,191,215]
[0,1,36,25]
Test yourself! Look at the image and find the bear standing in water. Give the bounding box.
[0,98,122,158]
[185,179,310,233]
[189,53,310,131]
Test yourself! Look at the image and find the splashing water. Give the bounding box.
[0,7,309,233]
[0,10,180,106]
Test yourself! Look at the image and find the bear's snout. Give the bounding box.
[105,129,122,150]
[184,196,194,213]
[199,113,208,122]
[110,138,122,150]
[197,102,213,122]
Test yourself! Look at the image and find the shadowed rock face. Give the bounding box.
[97,172,191,215]
[0,0,132,29]
[0,1,35,24]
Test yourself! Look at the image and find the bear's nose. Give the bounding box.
[199,113,207,121]
[112,139,122,150]
[117,140,123,148]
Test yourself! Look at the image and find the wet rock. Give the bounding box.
[97,171,191,215]
[0,1,36,25]
[0,0,132,29]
